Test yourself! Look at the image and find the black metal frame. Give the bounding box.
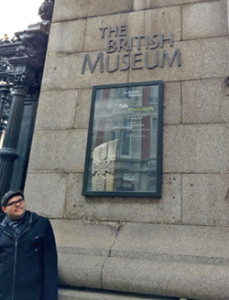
[82,80,164,198]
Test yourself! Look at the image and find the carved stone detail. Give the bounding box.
[39,0,55,21]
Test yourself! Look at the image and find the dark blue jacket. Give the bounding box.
[0,211,58,300]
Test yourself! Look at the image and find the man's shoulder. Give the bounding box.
[0,214,7,228]
[28,211,50,226]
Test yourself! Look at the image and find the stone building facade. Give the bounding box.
[25,0,229,299]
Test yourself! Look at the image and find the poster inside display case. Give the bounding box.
[82,81,164,197]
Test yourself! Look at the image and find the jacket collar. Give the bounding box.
[0,210,34,228]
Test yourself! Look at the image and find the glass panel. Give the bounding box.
[83,81,163,197]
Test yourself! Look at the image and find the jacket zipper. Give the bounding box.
[12,241,18,300]
[3,227,31,300]
[2,230,16,300]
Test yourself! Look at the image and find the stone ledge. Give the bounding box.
[52,221,229,300]
[58,288,182,300]
[103,258,229,299]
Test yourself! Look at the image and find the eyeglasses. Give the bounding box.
[6,198,25,207]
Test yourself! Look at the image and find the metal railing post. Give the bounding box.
[0,85,27,200]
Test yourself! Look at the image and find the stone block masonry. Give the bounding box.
[25,0,229,299]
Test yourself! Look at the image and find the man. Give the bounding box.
[0,190,58,300]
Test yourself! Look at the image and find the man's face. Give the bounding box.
[1,195,26,220]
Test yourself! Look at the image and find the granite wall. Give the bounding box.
[25,0,229,299]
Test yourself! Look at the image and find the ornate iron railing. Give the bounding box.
[0,0,54,203]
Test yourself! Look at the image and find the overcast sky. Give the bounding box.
[0,0,43,38]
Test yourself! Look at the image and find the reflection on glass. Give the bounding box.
[83,82,163,197]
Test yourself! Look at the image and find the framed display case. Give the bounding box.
[82,81,164,197]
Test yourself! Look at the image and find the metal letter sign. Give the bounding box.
[83,81,163,197]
